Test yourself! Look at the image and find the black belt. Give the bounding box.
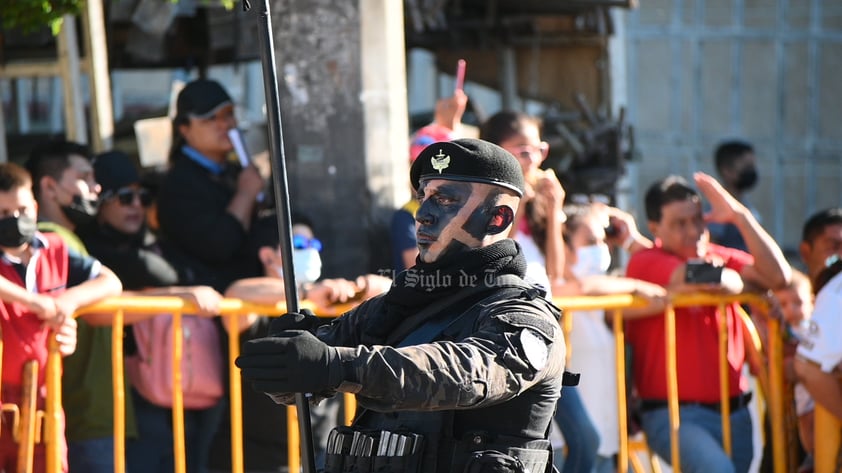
[640,392,752,413]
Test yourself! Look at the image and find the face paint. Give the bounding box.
[415,180,500,263]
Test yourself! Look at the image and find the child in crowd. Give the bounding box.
[0,162,122,472]
[773,270,815,473]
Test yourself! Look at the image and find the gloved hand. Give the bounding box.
[236,330,342,395]
[268,309,320,335]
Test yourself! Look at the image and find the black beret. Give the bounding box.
[410,138,524,197]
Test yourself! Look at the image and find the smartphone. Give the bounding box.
[684,260,723,284]
[454,59,466,94]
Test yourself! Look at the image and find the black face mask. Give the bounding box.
[61,194,99,228]
[0,214,37,248]
[735,167,758,191]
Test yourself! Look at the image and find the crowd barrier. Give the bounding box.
[7,292,837,473]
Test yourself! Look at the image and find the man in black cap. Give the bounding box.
[237,138,566,473]
[157,78,266,292]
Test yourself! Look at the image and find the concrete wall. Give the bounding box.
[623,0,842,256]
[271,0,407,278]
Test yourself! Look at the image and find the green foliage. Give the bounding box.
[0,0,82,34]
[1,0,237,36]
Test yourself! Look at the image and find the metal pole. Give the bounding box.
[244,1,317,471]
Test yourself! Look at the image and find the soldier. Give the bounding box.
[237,138,567,473]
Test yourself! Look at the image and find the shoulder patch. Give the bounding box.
[520,328,549,371]
[494,311,557,341]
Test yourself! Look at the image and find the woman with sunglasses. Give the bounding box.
[78,150,226,473]
[481,111,601,473]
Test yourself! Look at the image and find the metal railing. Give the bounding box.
[8,291,835,473]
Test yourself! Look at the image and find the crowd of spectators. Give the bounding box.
[0,77,838,473]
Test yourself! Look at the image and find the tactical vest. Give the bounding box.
[330,279,563,473]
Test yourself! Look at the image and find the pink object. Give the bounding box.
[126,315,224,409]
[454,59,467,93]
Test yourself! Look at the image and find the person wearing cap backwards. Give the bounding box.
[237,138,567,473]
[157,79,266,293]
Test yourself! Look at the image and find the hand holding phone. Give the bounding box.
[684,260,723,284]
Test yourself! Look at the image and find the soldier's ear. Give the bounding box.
[487,206,514,235]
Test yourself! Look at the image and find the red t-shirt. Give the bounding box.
[625,244,753,402]
[0,233,69,388]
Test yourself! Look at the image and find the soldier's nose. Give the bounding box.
[416,212,434,225]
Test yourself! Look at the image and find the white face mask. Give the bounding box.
[571,243,612,278]
[292,247,322,284]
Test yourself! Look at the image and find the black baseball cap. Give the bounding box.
[93,151,140,194]
[410,138,525,197]
[175,79,233,120]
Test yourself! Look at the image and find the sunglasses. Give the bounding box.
[513,142,549,160]
[293,235,322,252]
[104,187,153,207]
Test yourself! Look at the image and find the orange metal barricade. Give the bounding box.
[15,291,821,473]
[553,292,786,473]
[814,404,842,473]
[74,297,348,473]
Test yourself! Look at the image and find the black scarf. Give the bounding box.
[369,239,527,340]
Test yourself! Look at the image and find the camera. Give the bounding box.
[604,223,620,238]
[684,260,723,284]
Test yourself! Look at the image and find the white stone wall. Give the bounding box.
[624,0,842,256]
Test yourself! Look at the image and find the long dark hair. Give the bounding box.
[479,111,541,145]
[168,115,190,164]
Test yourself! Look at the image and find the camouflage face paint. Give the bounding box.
[415,179,500,263]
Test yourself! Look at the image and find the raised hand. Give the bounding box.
[694,172,748,225]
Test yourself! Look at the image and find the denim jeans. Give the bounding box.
[640,404,753,473]
[68,437,116,473]
[127,389,225,473]
[553,386,600,473]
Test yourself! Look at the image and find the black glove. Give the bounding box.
[235,330,342,395]
[269,309,320,335]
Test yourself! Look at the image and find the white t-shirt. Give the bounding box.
[568,309,619,456]
[797,271,842,372]
[514,232,552,298]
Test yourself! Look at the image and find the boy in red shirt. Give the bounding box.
[626,172,790,473]
[0,163,122,472]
